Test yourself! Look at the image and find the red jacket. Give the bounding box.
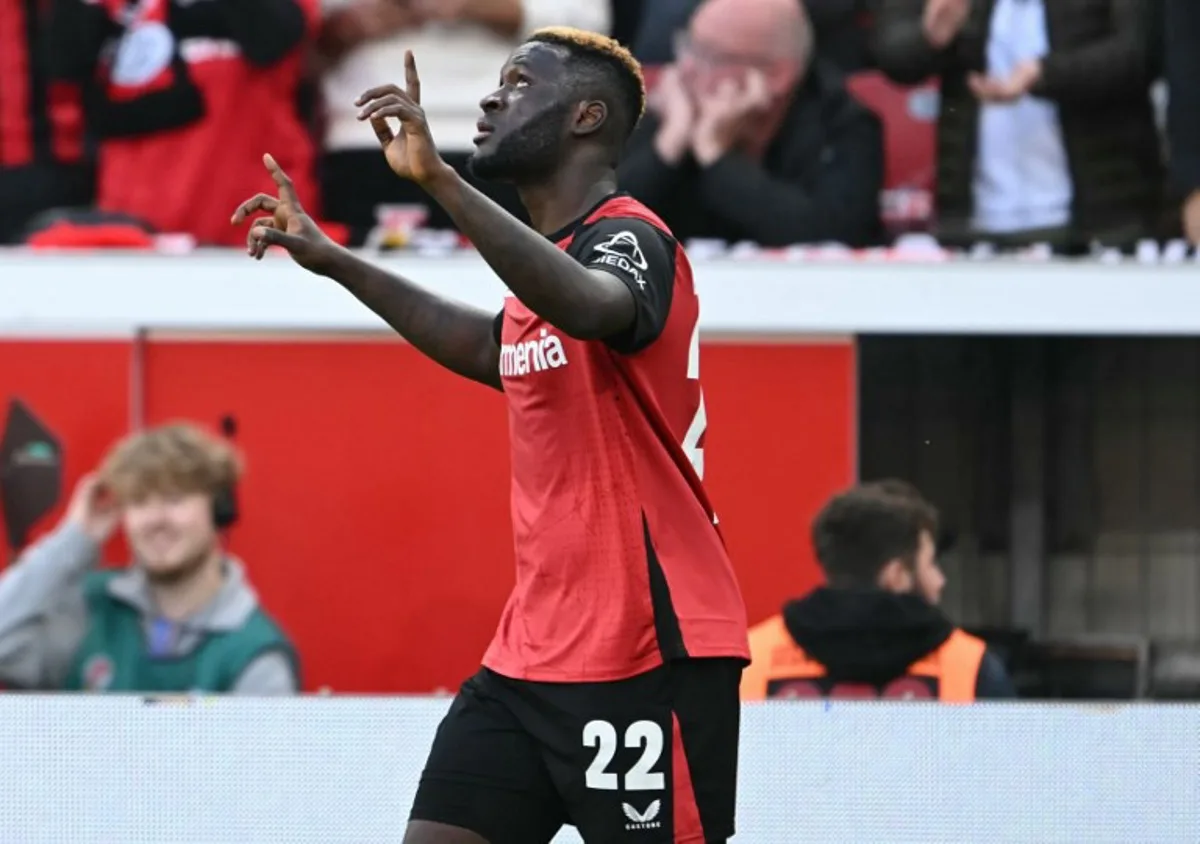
[54,0,320,246]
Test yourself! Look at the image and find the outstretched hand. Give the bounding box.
[356,50,454,187]
[230,154,338,274]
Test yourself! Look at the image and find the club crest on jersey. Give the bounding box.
[499,328,569,378]
[591,231,648,289]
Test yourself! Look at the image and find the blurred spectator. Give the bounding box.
[874,0,1163,250]
[0,0,92,244]
[619,0,883,247]
[317,0,611,245]
[740,482,1015,701]
[634,0,873,72]
[46,0,319,247]
[1166,0,1200,244]
[0,424,298,694]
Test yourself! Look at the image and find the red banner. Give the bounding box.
[0,337,855,692]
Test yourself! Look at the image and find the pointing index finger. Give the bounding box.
[405,50,421,105]
[262,153,301,207]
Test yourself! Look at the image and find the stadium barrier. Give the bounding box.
[2,251,1200,335]
[1,696,1196,843]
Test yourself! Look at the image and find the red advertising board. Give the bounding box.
[0,336,855,692]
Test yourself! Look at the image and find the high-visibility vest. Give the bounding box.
[740,613,986,702]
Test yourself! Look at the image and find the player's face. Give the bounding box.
[123,490,218,582]
[470,43,574,183]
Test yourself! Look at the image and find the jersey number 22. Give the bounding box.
[583,719,665,791]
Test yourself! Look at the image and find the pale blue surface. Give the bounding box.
[0,697,1194,843]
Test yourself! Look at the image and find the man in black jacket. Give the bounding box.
[618,0,883,247]
[873,0,1161,250]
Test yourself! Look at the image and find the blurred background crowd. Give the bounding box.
[2,0,1198,254]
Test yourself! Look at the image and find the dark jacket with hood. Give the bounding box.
[742,587,1016,699]
[873,0,1164,247]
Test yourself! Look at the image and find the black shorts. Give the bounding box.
[410,658,742,844]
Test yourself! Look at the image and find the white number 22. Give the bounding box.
[583,719,665,791]
[681,320,707,479]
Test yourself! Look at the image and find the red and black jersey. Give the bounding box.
[483,193,750,683]
[43,0,319,246]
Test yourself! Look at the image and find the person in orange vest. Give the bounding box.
[741,481,1016,701]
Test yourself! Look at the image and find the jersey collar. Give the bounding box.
[544,191,630,244]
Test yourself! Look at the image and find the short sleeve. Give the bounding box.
[491,310,504,346]
[568,217,677,354]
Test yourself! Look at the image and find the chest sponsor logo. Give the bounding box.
[591,231,648,289]
[82,654,114,692]
[499,328,569,378]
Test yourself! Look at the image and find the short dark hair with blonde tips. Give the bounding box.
[527,27,647,142]
[99,423,242,504]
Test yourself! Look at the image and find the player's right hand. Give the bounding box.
[65,474,121,544]
[231,154,339,275]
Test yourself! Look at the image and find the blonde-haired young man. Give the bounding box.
[0,423,298,694]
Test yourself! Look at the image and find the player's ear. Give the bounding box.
[571,100,608,138]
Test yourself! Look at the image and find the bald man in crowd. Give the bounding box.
[617,0,883,247]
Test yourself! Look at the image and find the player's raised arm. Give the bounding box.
[355,51,638,341]
[230,154,502,391]
[426,173,637,341]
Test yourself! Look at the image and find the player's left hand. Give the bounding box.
[968,59,1041,103]
[356,50,454,187]
[691,69,770,166]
